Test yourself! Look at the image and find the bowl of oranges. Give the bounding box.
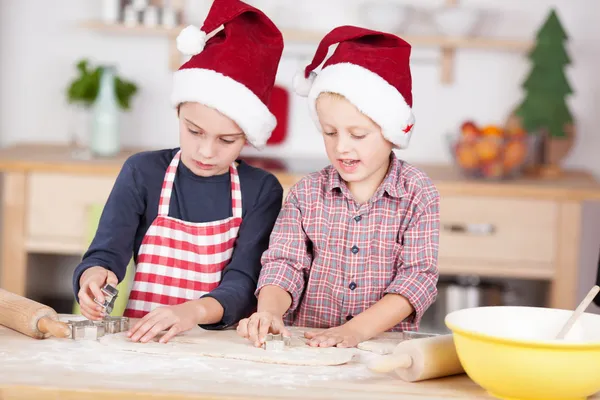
[448,120,537,180]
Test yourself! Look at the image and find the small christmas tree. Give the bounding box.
[515,9,573,139]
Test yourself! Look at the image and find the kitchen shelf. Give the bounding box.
[80,20,533,83]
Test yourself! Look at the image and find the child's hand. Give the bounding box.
[236,311,291,347]
[127,302,199,344]
[78,266,118,321]
[304,325,364,348]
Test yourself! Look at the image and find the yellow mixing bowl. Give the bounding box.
[445,306,600,400]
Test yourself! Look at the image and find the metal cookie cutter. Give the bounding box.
[66,317,129,340]
[93,283,119,314]
[103,316,130,334]
[67,319,106,340]
[263,333,291,351]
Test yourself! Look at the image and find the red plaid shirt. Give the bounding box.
[257,152,440,332]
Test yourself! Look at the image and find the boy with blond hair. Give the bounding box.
[237,26,440,349]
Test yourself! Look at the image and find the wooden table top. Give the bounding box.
[1,143,600,201]
[0,321,532,400]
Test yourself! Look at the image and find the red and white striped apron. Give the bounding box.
[124,150,242,318]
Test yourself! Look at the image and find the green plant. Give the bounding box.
[66,59,138,110]
[514,9,573,139]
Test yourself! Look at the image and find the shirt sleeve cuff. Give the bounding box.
[385,274,437,326]
[256,264,305,315]
[197,294,230,330]
[198,290,256,330]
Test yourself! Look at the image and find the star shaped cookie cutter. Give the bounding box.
[262,333,291,351]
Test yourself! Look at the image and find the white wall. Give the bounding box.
[1,0,600,176]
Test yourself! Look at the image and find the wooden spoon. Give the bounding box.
[555,285,600,340]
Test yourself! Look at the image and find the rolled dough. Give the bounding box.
[98,327,358,366]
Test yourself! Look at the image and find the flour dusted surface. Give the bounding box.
[0,322,385,395]
[98,327,357,366]
[0,320,510,400]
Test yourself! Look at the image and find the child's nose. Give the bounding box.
[336,136,352,154]
[198,141,216,159]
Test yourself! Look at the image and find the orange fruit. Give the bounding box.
[503,139,527,170]
[505,126,527,138]
[475,137,501,162]
[504,114,525,136]
[456,142,479,169]
[481,125,504,138]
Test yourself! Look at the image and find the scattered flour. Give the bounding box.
[0,324,385,394]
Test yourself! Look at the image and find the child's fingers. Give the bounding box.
[77,288,95,309]
[128,314,149,337]
[320,336,340,348]
[80,304,103,320]
[159,325,180,344]
[271,318,290,338]
[311,336,332,347]
[128,316,146,337]
[257,315,272,344]
[106,271,118,286]
[78,290,103,319]
[79,306,97,321]
[88,281,104,304]
[306,333,322,346]
[80,298,103,320]
[307,332,339,348]
[246,315,262,346]
[304,330,318,339]
[139,320,167,343]
[129,313,160,341]
[135,312,171,343]
[236,318,250,338]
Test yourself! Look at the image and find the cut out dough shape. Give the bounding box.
[99,327,357,366]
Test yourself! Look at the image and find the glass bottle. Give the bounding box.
[91,66,120,157]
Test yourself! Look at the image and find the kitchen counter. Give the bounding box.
[4,320,596,400]
[0,143,599,200]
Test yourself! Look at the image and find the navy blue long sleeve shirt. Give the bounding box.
[72,148,283,329]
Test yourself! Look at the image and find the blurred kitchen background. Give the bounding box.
[1,0,599,334]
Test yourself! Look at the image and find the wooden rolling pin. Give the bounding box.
[368,334,464,382]
[0,289,70,339]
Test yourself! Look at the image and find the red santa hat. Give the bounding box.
[171,0,284,149]
[293,26,415,149]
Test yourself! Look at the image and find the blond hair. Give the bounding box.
[317,91,377,125]
[317,91,346,101]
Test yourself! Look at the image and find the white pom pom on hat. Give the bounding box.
[176,25,208,56]
[293,70,317,97]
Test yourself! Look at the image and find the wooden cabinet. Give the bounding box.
[26,173,118,254]
[438,196,559,277]
[1,143,600,312]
